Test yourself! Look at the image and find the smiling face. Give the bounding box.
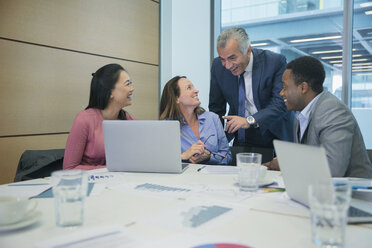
[217,38,251,76]
[280,69,306,111]
[176,78,200,110]
[110,70,134,108]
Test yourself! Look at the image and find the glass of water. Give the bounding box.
[52,170,88,227]
[237,153,262,192]
[308,181,351,247]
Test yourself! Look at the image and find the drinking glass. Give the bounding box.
[52,170,88,227]
[237,153,262,192]
[308,181,351,247]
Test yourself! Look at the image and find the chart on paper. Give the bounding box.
[181,205,232,228]
[135,183,191,193]
[109,183,194,199]
[142,200,241,231]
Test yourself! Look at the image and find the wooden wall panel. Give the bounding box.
[0,134,68,184]
[0,40,158,136]
[0,0,159,65]
[0,0,159,184]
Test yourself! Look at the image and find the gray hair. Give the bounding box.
[217,27,250,55]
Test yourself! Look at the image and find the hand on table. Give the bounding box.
[262,157,280,171]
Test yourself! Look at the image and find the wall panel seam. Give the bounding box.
[0,132,69,139]
[0,37,159,67]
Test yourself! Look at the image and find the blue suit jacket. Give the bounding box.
[209,48,293,147]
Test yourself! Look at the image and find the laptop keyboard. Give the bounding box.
[348,206,372,217]
[181,163,189,170]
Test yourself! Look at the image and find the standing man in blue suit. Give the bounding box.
[209,27,293,163]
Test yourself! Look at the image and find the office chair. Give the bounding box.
[14,149,64,182]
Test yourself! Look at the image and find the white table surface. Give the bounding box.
[0,164,371,248]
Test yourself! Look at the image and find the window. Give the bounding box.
[218,0,372,148]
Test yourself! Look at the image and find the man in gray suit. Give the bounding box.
[264,56,372,178]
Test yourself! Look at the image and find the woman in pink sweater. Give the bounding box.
[63,64,136,170]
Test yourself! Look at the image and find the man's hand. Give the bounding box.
[262,157,280,171]
[222,115,249,133]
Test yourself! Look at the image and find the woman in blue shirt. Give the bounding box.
[160,76,232,165]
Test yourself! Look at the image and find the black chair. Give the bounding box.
[229,146,274,166]
[14,149,65,182]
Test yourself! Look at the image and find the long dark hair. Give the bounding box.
[159,76,205,124]
[86,63,127,120]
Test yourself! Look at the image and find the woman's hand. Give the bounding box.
[181,140,207,162]
[189,149,211,164]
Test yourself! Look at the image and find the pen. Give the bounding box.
[197,166,206,172]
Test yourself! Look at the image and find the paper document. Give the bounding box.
[109,183,193,199]
[192,184,254,202]
[199,165,238,174]
[35,225,143,248]
[87,171,125,184]
[144,233,252,248]
[140,199,245,232]
[0,183,51,198]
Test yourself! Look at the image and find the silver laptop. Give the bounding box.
[273,140,372,224]
[103,120,188,173]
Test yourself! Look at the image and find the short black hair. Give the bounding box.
[86,63,128,120]
[286,56,325,94]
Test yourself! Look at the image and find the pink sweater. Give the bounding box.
[63,108,136,170]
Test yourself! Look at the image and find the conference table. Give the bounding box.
[0,164,371,248]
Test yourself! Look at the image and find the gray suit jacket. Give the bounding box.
[294,92,372,178]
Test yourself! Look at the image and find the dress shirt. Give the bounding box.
[295,92,323,141]
[180,111,232,165]
[243,53,258,116]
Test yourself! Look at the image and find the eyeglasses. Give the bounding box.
[203,134,215,144]
[210,151,229,161]
[203,134,228,161]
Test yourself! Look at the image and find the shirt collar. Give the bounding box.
[243,51,254,74]
[181,111,207,124]
[296,92,323,121]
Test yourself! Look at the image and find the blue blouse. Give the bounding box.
[180,111,232,165]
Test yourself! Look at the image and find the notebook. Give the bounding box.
[273,139,372,224]
[103,120,188,174]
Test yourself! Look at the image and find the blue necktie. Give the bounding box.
[238,72,246,142]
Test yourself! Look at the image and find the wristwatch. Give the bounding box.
[246,116,256,128]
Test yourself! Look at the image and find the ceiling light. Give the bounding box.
[312,49,342,54]
[329,58,368,63]
[251,42,269,47]
[360,3,372,7]
[321,54,362,60]
[352,58,368,62]
[352,66,372,69]
[353,63,372,66]
[312,49,356,54]
[334,64,342,67]
[290,35,341,43]
[365,10,372,15]
[356,72,372,76]
[352,69,372,72]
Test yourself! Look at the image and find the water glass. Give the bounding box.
[308,181,351,247]
[52,170,88,227]
[237,153,262,192]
